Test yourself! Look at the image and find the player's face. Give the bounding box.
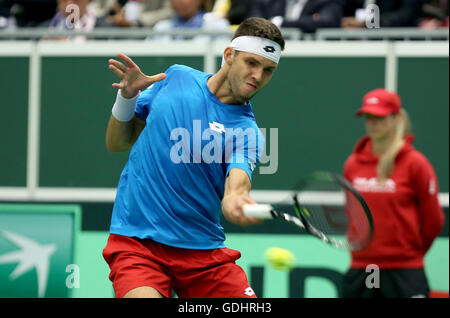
[228,51,277,104]
[364,113,398,141]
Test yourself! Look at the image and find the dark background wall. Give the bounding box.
[1,55,447,191]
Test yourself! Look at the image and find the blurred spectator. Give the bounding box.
[0,0,12,28]
[131,0,174,27]
[342,0,425,28]
[340,88,445,298]
[0,0,57,28]
[149,0,230,42]
[40,0,111,41]
[93,0,174,27]
[212,0,253,25]
[419,0,449,28]
[247,0,345,34]
[89,0,124,19]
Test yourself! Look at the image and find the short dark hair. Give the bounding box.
[232,17,285,51]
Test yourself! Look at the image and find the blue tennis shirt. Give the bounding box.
[110,65,264,249]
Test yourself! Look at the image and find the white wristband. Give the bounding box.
[112,89,140,122]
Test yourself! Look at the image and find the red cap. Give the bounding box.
[356,88,402,117]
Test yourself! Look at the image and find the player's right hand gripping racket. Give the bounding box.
[244,172,374,251]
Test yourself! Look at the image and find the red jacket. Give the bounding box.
[343,135,445,269]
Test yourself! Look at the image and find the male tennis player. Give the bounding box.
[102,17,285,298]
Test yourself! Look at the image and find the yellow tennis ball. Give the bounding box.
[264,247,295,271]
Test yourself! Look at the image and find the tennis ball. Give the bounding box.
[264,247,295,271]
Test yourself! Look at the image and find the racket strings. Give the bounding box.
[295,178,347,235]
[269,172,373,251]
[300,204,347,234]
[295,179,372,250]
[345,190,371,242]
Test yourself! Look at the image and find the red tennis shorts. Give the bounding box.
[102,234,257,298]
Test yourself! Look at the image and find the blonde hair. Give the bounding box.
[377,109,412,182]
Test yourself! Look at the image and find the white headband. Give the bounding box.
[222,36,282,66]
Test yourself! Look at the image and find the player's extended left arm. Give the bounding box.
[221,168,261,226]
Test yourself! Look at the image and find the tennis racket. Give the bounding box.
[244,171,374,251]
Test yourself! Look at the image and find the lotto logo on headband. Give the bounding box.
[230,36,281,64]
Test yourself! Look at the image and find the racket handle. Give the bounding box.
[243,204,274,219]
